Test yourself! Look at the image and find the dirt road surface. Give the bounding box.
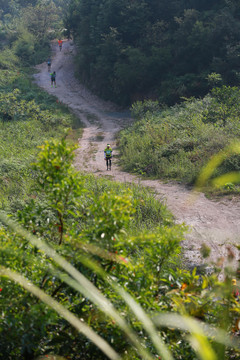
[34,41,240,275]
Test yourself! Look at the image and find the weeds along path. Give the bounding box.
[34,41,240,274]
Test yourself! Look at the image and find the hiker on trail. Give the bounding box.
[50,71,56,87]
[58,39,63,51]
[104,144,112,171]
[47,59,51,72]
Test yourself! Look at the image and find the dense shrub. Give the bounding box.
[13,29,36,65]
[119,86,240,185]
[66,0,240,105]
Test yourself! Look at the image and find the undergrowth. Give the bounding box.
[119,89,240,193]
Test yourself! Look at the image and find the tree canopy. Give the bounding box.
[65,0,240,105]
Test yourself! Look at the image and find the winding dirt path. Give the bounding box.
[34,41,240,274]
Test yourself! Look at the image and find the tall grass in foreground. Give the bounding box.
[0,213,239,360]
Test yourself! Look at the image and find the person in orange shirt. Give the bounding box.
[58,39,63,51]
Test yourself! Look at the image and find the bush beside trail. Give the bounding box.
[119,86,240,189]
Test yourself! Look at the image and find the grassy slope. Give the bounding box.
[119,92,240,193]
[0,61,81,212]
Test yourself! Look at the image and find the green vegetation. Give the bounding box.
[0,77,77,212]
[0,0,67,65]
[0,1,80,212]
[1,138,240,360]
[66,0,240,105]
[119,87,240,190]
[0,1,240,360]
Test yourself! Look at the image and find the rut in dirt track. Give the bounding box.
[34,40,240,274]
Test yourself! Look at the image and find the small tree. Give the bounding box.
[206,72,223,88]
[19,136,84,244]
[21,1,59,41]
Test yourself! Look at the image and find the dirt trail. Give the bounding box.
[34,41,240,274]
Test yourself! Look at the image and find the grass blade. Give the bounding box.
[70,253,173,360]
[0,266,120,360]
[153,313,240,358]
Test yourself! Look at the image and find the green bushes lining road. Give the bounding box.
[119,87,240,189]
